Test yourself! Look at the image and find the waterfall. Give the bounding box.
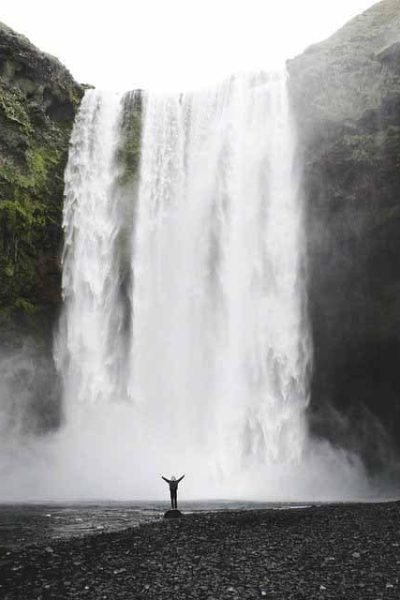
[0,73,370,502]
[53,71,316,499]
[56,90,127,408]
[129,72,310,479]
[49,71,370,501]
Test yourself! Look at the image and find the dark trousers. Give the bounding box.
[170,489,177,509]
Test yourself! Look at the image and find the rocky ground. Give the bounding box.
[0,502,399,599]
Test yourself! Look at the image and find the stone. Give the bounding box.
[164,509,183,519]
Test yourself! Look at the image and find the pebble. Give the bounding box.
[1,503,400,600]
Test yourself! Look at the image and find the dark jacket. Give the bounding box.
[162,475,185,491]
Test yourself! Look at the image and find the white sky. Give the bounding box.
[1,0,377,91]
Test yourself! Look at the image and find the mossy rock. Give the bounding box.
[0,21,84,335]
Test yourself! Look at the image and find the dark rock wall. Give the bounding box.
[0,22,83,333]
[0,23,83,434]
[288,0,400,469]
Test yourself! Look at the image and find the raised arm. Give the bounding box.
[177,475,185,483]
[162,476,170,483]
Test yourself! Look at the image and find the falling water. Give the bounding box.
[57,90,128,407]
[129,72,309,475]
[50,73,367,501]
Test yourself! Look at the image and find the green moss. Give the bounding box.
[0,82,31,131]
[0,73,80,327]
[14,297,37,313]
[116,92,142,185]
[0,192,46,309]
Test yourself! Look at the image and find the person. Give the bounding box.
[162,474,185,509]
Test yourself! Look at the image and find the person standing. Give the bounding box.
[162,474,185,509]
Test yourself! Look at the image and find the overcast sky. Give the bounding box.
[1,0,377,91]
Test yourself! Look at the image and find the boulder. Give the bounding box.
[164,510,183,519]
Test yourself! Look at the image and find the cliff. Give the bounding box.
[0,23,83,434]
[0,22,83,336]
[288,0,400,470]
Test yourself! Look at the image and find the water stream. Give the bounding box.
[54,72,313,499]
[0,71,369,501]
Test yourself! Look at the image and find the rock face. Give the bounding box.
[0,23,83,433]
[288,0,400,469]
[0,22,83,333]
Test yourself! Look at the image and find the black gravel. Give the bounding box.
[1,502,399,599]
